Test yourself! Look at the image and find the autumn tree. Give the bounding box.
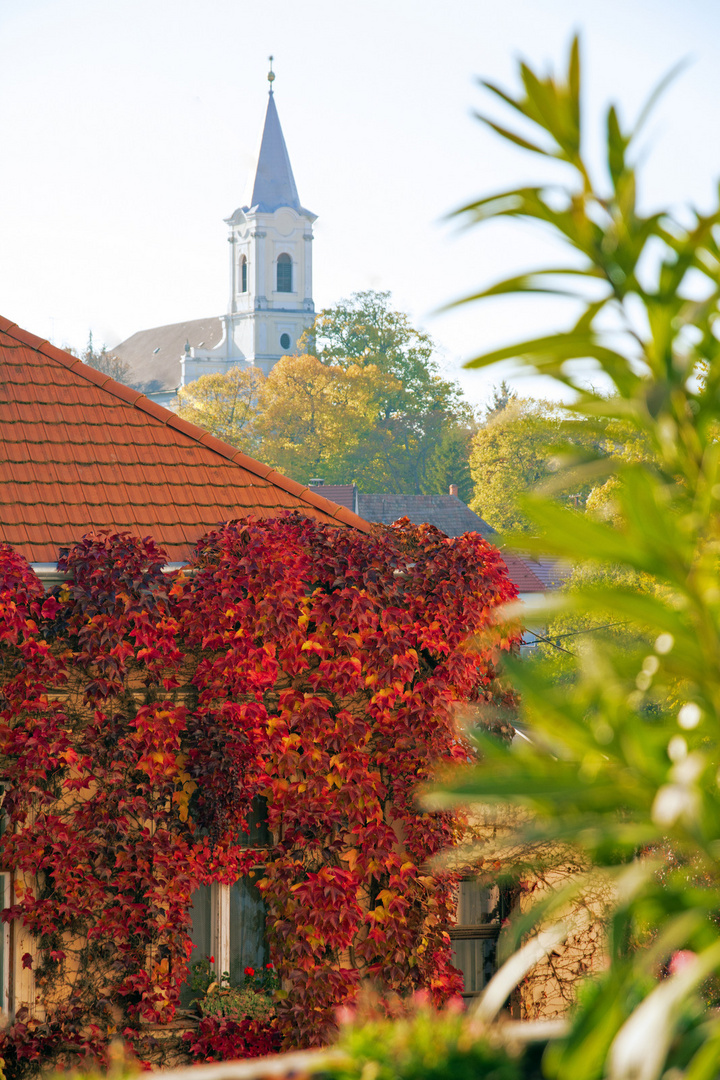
[66,331,133,385]
[301,291,475,494]
[176,366,265,455]
[253,353,399,486]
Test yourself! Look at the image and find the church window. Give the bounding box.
[277,253,292,293]
[240,256,248,293]
[280,333,291,351]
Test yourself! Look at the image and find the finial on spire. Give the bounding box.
[267,55,275,94]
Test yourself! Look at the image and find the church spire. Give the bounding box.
[244,59,302,214]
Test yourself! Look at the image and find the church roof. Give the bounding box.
[111,316,224,394]
[243,92,310,215]
[0,316,371,564]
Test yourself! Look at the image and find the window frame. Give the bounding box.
[450,878,510,999]
[0,871,9,1014]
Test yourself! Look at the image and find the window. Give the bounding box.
[240,256,248,294]
[0,786,9,1013]
[180,798,269,1005]
[276,253,292,293]
[280,333,291,351]
[450,878,509,997]
[228,877,266,983]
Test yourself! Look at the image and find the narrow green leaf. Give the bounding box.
[568,35,581,129]
[473,112,553,157]
[631,56,691,144]
[447,268,608,310]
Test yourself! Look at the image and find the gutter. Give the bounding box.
[30,562,189,589]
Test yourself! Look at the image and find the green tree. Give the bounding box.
[485,380,517,419]
[303,290,444,414]
[433,37,720,1080]
[423,422,478,503]
[176,366,264,455]
[469,397,613,532]
[301,291,475,494]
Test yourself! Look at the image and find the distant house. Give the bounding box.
[306,482,549,599]
[0,315,528,1023]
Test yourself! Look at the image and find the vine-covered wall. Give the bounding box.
[0,514,517,1074]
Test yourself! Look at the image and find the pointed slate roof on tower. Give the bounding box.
[242,62,314,218]
[245,93,301,213]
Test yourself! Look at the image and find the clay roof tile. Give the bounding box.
[0,318,372,563]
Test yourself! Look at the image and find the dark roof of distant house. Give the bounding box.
[357,494,497,541]
[355,493,546,594]
[307,484,356,511]
[0,316,372,564]
[111,316,225,394]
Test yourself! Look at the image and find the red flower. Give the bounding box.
[209,956,215,963]
[244,966,255,976]
[266,962,273,970]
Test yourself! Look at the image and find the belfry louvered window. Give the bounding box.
[277,253,292,293]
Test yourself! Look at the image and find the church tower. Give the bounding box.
[182,61,316,384]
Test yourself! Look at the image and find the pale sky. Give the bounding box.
[2,0,719,408]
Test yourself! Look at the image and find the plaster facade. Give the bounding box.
[182,83,316,386]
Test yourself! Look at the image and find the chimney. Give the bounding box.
[308,478,325,487]
[449,484,459,497]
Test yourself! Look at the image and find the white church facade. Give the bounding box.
[112,66,316,404]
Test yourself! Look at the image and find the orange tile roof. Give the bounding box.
[0,317,372,563]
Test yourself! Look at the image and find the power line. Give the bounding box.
[523,621,626,656]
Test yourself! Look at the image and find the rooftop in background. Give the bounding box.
[0,317,370,565]
[306,484,547,595]
[111,316,224,400]
[519,554,571,590]
[356,492,498,542]
[306,483,357,512]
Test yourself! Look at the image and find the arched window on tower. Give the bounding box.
[277,253,292,293]
[240,255,247,293]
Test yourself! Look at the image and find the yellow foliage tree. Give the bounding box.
[176,366,265,454]
[255,353,401,485]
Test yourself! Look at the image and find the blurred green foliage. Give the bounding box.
[319,996,525,1080]
[434,34,720,1080]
